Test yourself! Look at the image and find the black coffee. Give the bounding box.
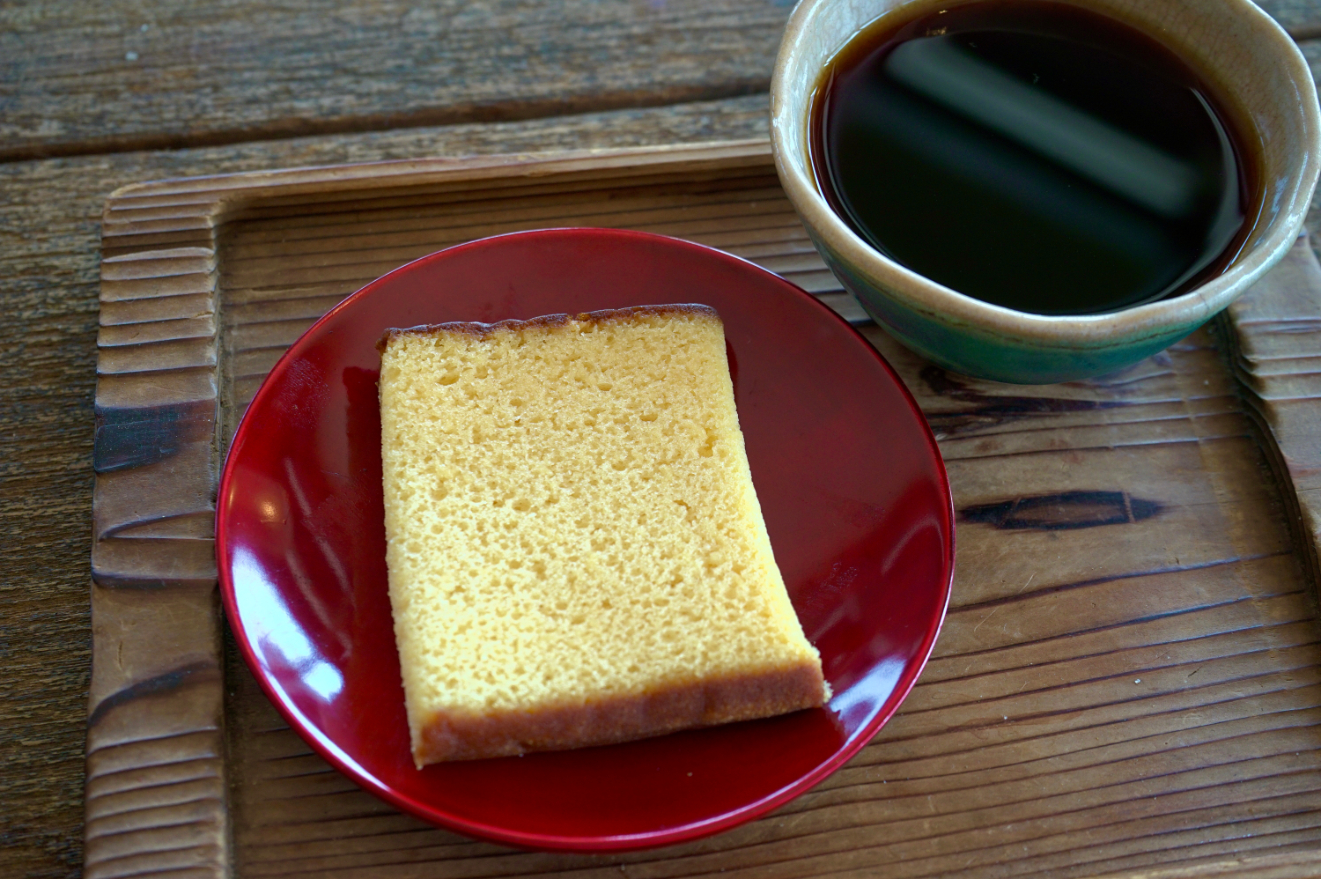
[810,1,1258,315]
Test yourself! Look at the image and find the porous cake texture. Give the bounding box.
[378,304,828,766]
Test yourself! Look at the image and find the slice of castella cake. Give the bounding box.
[377,305,828,766]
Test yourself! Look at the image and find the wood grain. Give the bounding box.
[0,0,790,162]
[0,0,1310,162]
[1271,0,1321,36]
[85,140,1321,878]
[1221,237,1321,599]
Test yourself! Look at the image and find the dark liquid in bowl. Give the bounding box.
[809,1,1260,315]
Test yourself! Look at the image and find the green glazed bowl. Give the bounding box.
[772,0,1321,384]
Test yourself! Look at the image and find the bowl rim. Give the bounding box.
[770,0,1321,350]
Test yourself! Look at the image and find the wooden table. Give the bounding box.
[5,1,1321,876]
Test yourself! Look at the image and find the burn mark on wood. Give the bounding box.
[94,400,216,472]
[88,661,219,730]
[921,366,1122,436]
[961,490,1161,531]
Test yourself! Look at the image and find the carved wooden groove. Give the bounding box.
[92,141,1321,878]
[92,187,226,878]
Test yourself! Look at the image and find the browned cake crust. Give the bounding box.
[415,660,827,763]
[376,303,720,353]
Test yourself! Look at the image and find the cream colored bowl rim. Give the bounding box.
[771,0,1321,349]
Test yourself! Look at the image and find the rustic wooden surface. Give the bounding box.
[3,0,1321,875]
[85,139,1321,879]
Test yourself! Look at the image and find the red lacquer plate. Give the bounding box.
[216,228,954,852]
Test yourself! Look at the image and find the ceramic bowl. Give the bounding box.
[771,0,1321,384]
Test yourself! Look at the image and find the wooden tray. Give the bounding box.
[89,140,1321,879]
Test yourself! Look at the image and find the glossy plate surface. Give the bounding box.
[216,228,954,851]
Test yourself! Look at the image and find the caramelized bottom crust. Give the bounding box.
[414,662,829,765]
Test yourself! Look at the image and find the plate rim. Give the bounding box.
[216,226,955,852]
